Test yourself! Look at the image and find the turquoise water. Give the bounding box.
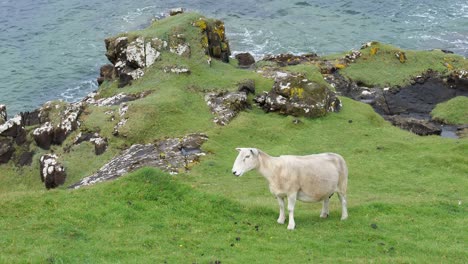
[1,0,467,116]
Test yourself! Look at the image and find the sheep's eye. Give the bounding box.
[245,155,251,159]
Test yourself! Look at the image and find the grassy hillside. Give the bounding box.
[1,12,467,263]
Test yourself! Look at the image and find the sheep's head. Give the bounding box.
[232,148,259,177]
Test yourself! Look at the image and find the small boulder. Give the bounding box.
[235,53,255,68]
[33,122,54,149]
[40,154,66,189]
[97,64,116,85]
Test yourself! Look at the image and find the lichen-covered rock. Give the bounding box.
[0,104,6,124]
[0,115,26,145]
[40,154,66,189]
[205,91,250,125]
[194,18,231,63]
[85,91,150,106]
[169,34,191,57]
[69,133,208,189]
[104,36,166,87]
[0,137,14,164]
[254,72,341,117]
[235,53,255,68]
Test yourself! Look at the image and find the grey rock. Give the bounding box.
[205,91,250,125]
[386,116,441,136]
[0,137,14,164]
[235,53,255,68]
[170,7,185,16]
[69,133,208,189]
[237,79,256,95]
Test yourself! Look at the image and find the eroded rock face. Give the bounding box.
[254,72,341,118]
[0,115,26,145]
[69,133,208,189]
[40,154,66,189]
[205,91,250,125]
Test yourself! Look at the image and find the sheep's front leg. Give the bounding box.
[287,193,297,230]
[320,197,330,218]
[276,196,285,224]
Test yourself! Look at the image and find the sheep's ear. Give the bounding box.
[250,148,259,156]
[236,148,242,152]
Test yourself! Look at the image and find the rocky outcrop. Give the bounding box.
[84,91,151,106]
[97,64,117,85]
[169,7,185,16]
[0,115,26,145]
[205,91,250,125]
[254,72,341,118]
[104,36,166,87]
[235,53,255,68]
[69,133,208,189]
[32,102,83,149]
[40,154,66,189]
[237,79,256,95]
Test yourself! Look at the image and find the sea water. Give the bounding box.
[1,0,467,116]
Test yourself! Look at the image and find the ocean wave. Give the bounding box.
[60,79,98,102]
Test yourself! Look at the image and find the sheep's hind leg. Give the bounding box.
[276,196,285,224]
[338,192,348,220]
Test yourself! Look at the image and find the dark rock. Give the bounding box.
[0,137,14,164]
[0,104,6,124]
[205,91,250,125]
[118,72,133,88]
[16,151,34,166]
[386,115,441,136]
[20,109,41,126]
[97,64,117,85]
[200,19,231,63]
[69,133,208,189]
[235,53,255,68]
[370,223,378,229]
[105,36,129,65]
[33,122,54,149]
[40,154,66,189]
[237,79,256,95]
[254,72,341,118]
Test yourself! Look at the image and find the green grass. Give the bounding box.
[339,42,468,87]
[431,96,468,125]
[1,12,467,263]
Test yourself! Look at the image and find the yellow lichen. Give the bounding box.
[370,47,379,56]
[444,62,454,70]
[334,63,346,69]
[395,51,407,63]
[194,19,207,31]
[290,87,304,99]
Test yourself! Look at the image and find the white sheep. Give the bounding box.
[232,148,348,230]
